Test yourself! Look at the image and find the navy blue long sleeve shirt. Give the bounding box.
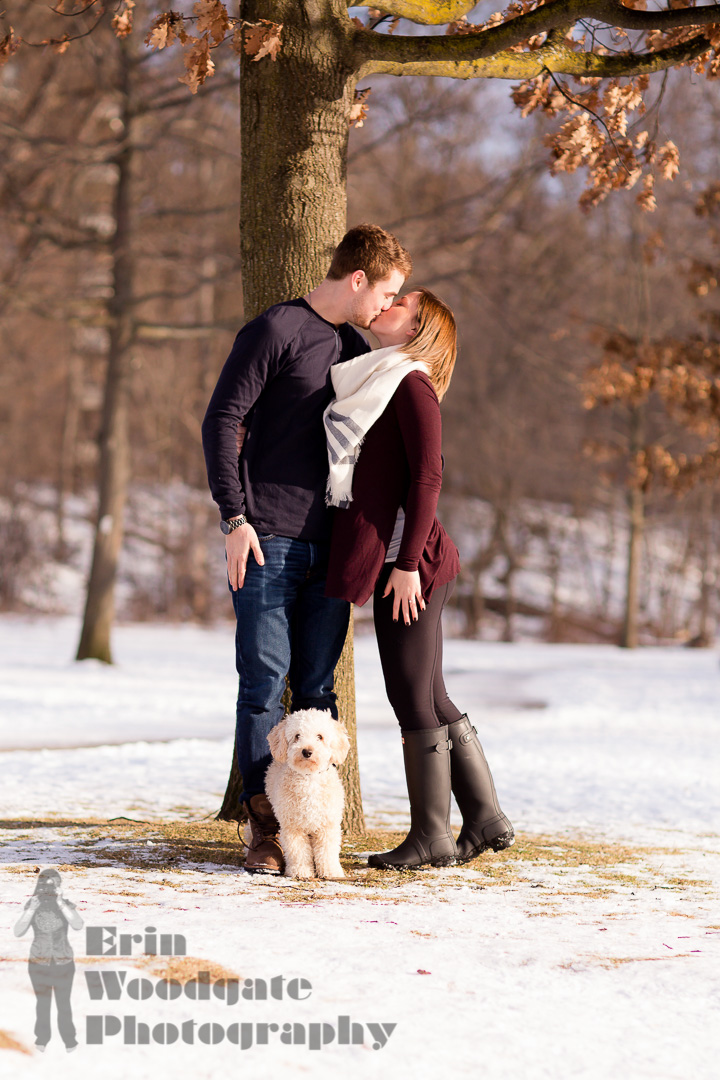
[202,299,369,542]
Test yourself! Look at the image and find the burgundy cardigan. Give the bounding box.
[325,370,460,606]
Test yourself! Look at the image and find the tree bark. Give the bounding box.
[76,44,134,663]
[335,613,364,834]
[218,0,365,829]
[239,0,358,320]
[620,405,645,650]
[56,352,82,561]
[695,486,715,647]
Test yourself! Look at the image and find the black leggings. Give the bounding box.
[28,960,77,1048]
[373,563,464,731]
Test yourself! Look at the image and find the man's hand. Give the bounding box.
[226,521,264,590]
[383,567,426,625]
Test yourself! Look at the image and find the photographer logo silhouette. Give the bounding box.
[14,868,83,1053]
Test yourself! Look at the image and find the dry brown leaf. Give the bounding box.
[145,12,188,50]
[349,86,371,128]
[178,35,215,94]
[696,182,720,217]
[243,19,282,62]
[658,140,680,181]
[446,16,472,34]
[0,28,20,65]
[194,0,231,46]
[112,0,135,38]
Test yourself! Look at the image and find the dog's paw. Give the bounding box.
[284,865,315,880]
[316,864,345,880]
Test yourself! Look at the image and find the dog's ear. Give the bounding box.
[329,720,350,766]
[267,719,288,763]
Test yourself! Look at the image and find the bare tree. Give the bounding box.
[1,12,242,658]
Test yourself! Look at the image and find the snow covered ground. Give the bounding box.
[1,614,719,1079]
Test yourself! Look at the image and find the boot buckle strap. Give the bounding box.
[433,738,451,753]
[460,730,475,745]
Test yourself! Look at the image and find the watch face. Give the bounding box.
[220,520,231,534]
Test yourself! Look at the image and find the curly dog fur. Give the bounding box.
[265,709,350,880]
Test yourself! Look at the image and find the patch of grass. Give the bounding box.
[0,818,110,830]
[664,876,712,889]
[134,955,240,982]
[592,954,700,968]
[0,1029,31,1055]
[2,820,716,905]
[1,819,243,873]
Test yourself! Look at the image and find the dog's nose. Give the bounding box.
[302,748,313,758]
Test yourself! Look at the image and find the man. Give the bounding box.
[202,224,412,873]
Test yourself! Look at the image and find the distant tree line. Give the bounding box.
[1,42,718,644]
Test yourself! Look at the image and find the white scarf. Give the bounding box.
[324,345,428,508]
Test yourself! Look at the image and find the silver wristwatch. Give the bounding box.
[220,515,247,535]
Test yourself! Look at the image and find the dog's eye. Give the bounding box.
[294,734,300,740]
[317,734,324,741]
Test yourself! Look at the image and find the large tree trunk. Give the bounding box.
[56,352,82,561]
[334,614,364,834]
[239,0,357,322]
[76,45,134,663]
[621,405,645,650]
[218,0,365,830]
[695,485,715,647]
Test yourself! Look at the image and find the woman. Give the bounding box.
[14,868,83,1052]
[324,288,513,869]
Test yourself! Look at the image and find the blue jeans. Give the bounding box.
[229,536,350,806]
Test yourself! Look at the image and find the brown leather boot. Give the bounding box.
[244,794,284,874]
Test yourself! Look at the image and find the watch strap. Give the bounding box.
[221,515,247,534]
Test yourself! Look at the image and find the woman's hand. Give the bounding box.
[383,567,426,625]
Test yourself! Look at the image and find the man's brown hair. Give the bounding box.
[327,224,412,287]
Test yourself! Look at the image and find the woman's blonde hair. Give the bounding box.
[403,288,457,402]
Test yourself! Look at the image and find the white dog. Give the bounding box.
[265,709,350,880]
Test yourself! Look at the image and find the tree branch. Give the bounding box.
[359,33,711,80]
[352,0,720,72]
[349,0,480,24]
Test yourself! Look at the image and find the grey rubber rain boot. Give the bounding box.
[368,726,457,870]
[447,715,514,862]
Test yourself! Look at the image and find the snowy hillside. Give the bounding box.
[2,484,716,645]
